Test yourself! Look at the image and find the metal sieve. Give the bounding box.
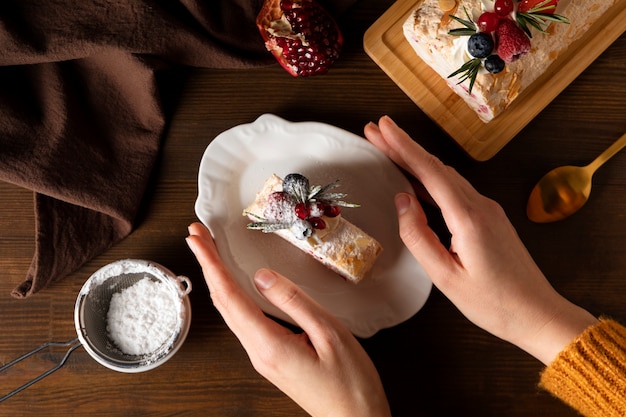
[1,259,192,402]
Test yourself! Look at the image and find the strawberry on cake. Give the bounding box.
[243,173,382,284]
[403,0,616,122]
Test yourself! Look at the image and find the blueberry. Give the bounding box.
[484,54,505,74]
[282,173,310,202]
[467,33,494,59]
[290,219,313,240]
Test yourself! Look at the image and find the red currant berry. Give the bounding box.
[477,12,499,33]
[494,0,514,16]
[309,217,326,230]
[294,202,309,219]
[323,204,341,218]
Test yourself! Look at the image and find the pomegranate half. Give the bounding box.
[256,0,344,77]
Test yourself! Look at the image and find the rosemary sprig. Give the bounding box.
[246,220,292,233]
[448,58,481,94]
[444,0,569,94]
[310,180,360,208]
[516,0,569,38]
[245,176,359,234]
[448,6,476,36]
[446,7,481,93]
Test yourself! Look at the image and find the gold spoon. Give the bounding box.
[527,132,626,223]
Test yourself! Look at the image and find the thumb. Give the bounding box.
[253,268,345,339]
[395,192,453,276]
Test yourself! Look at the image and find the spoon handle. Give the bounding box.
[587,132,626,172]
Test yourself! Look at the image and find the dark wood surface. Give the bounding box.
[1,1,625,415]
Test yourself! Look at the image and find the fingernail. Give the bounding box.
[382,115,397,126]
[185,236,197,254]
[254,269,277,290]
[395,193,411,216]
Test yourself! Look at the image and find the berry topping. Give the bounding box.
[295,202,309,219]
[496,19,531,63]
[290,219,313,239]
[282,173,310,202]
[323,204,341,218]
[256,0,343,77]
[517,0,558,14]
[447,1,568,94]
[494,0,514,16]
[264,191,297,222]
[268,191,288,203]
[484,55,505,74]
[477,12,500,33]
[467,33,494,58]
[515,0,569,37]
[309,217,326,230]
[246,173,359,240]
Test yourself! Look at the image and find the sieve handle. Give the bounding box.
[177,275,192,296]
[0,338,82,403]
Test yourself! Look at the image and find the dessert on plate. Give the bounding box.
[243,173,382,284]
[402,0,616,122]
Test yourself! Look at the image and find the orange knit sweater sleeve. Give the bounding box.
[539,318,626,417]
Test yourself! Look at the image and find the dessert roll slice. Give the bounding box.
[244,173,382,283]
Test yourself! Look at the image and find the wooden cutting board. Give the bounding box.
[364,0,626,161]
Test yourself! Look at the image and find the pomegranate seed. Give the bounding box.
[294,202,309,219]
[323,204,341,217]
[309,217,326,229]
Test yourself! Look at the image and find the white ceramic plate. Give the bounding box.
[195,114,432,338]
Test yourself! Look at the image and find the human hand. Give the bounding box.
[364,116,597,365]
[186,222,391,417]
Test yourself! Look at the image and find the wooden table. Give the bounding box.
[1,1,625,415]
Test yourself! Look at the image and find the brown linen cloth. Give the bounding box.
[0,0,355,298]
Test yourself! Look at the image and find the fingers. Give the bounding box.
[369,117,455,192]
[253,268,349,351]
[186,222,345,352]
[186,222,241,301]
[364,119,413,175]
[186,223,288,342]
[365,116,437,182]
[394,193,457,279]
[365,116,483,227]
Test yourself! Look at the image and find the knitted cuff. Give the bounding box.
[539,318,626,417]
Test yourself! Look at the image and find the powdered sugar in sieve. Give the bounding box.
[75,259,192,372]
[1,259,192,402]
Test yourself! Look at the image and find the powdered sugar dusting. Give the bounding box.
[106,277,182,356]
[264,192,298,223]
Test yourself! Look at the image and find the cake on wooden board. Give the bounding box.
[402,0,616,123]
